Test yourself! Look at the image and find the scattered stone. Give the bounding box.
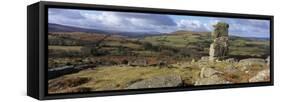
[200,67,223,78]
[128,59,148,66]
[200,56,209,62]
[249,69,270,82]
[225,58,237,63]
[195,75,232,86]
[266,56,270,66]
[127,74,182,89]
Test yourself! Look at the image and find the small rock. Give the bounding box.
[249,69,270,82]
[191,59,196,63]
[266,56,270,66]
[225,58,237,63]
[127,74,182,89]
[128,59,148,66]
[200,56,209,62]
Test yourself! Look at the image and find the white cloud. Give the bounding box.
[176,19,209,32]
[78,11,177,33]
[49,8,270,38]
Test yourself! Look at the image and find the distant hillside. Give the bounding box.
[170,30,269,41]
[48,23,110,34]
[48,23,162,37]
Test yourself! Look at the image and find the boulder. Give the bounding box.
[195,75,232,86]
[266,56,270,66]
[225,58,237,63]
[238,58,266,71]
[200,67,222,78]
[200,56,209,62]
[249,69,270,82]
[127,74,182,89]
[239,58,266,66]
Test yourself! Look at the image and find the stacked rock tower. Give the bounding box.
[209,22,229,61]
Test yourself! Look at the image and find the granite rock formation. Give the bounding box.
[209,22,229,61]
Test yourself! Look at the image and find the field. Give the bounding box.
[48,31,270,94]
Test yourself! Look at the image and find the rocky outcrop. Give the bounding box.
[209,22,229,61]
[195,75,232,85]
[195,67,231,85]
[239,58,266,65]
[238,58,266,71]
[200,67,222,78]
[127,74,182,89]
[249,69,270,82]
[239,58,266,71]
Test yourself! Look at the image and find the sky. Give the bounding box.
[48,8,270,38]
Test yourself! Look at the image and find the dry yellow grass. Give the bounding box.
[49,65,200,93]
[48,60,268,94]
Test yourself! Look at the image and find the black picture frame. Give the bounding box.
[27,1,274,100]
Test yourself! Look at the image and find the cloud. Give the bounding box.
[204,18,270,38]
[49,9,177,33]
[229,19,270,38]
[83,11,177,33]
[49,8,85,19]
[48,8,270,38]
[176,19,210,32]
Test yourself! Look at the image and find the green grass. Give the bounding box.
[144,34,203,47]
